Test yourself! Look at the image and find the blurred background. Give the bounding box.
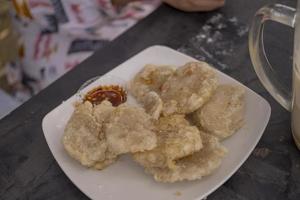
[0,0,294,120]
[0,0,20,119]
[0,0,160,119]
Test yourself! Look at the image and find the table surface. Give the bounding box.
[1,0,300,199]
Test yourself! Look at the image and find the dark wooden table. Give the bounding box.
[1,0,299,199]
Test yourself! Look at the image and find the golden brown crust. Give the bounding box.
[62,101,116,168]
[160,62,218,116]
[104,104,157,155]
[129,64,175,101]
[145,132,227,183]
[193,84,245,139]
[133,115,202,169]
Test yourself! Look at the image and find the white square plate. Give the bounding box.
[42,45,271,200]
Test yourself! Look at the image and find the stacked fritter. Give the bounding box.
[62,61,245,183]
[130,62,245,182]
[63,101,157,170]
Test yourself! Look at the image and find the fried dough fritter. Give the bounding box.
[129,64,175,101]
[140,91,163,119]
[92,156,118,170]
[160,62,218,116]
[93,100,116,138]
[194,84,245,139]
[133,115,202,169]
[145,132,227,183]
[104,104,157,155]
[63,101,116,169]
[63,100,158,169]
[63,61,246,181]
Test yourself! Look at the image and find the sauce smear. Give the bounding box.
[84,85,127,106]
